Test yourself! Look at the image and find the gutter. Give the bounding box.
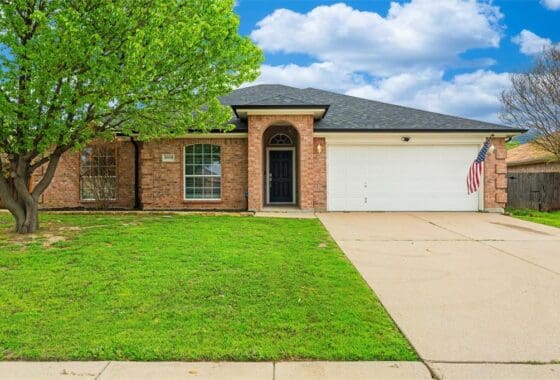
[131,137,141,210]
[313,128,527,134]
[231,104,330,120]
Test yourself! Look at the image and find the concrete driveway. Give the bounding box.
[318,212,560,375]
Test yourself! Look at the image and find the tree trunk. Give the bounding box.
[0,178,41,234]
[0,151,63,234]
[14,201,40,233]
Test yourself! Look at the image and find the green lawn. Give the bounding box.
[508,209,560,228]
[0,212,416,361]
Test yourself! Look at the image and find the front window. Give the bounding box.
[184,144,221,200]
[80,145,117,201]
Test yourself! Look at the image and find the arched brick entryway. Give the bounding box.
[263,124,299,205]
[247,114,315,211]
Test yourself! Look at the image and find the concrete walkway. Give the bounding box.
[2,361,560,380]
[0,361,431,379]
[318,212,560,379]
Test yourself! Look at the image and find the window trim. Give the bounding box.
[183,144,222,202]
[79,146,118,202]
[269,133,294,146]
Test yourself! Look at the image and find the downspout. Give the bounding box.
[131,137,141,210]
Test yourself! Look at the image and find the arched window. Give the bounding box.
[184,144,221,200]
[269,134,293,146]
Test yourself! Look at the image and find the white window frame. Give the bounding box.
[80,147,117,202]
[183,144,222,201]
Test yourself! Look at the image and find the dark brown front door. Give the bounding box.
[269,150,293,203]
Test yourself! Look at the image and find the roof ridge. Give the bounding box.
[249,93,314,104]
[246,83,301,90]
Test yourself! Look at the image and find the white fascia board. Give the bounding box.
[315,132,514,145]
[238,108,325,119]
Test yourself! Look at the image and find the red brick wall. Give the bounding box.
[484,137,508,210]
[20,133,505,213]
[34,140,136,209]
[139,138,247,210]
[313,137,327,211]
[247,115,315,211]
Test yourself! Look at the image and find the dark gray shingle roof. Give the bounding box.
[220,84,524,133]
[236,94,323,107]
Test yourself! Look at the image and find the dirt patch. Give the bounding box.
[58,226,83,232]
[6,233,41,246]
[2,222,81,250]
[42,234,67,248]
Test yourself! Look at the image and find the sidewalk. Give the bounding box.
[2,361,560,379]
[0,361,430,380]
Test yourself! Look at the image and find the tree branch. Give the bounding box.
[31,147,65,199]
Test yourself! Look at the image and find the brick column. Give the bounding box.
[247,115,264,211]
[298,118,315,210]
[313,137,327,211]
[484,137,508,211]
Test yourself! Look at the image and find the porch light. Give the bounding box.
[488,134,496,154]
[317,143,323,153]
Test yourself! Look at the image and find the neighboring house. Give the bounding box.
[507,142,560,173]
[27,84,524,213]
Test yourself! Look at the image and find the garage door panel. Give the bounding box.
[327,145,479,211]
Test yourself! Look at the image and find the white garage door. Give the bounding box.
[327,145,480,211]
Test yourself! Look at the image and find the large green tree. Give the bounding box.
[0,0,262,233]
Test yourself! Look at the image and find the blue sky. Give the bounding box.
[235,0,560,123]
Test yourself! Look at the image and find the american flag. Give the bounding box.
[467,140,490,194]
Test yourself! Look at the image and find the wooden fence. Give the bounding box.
[507,172,560,211]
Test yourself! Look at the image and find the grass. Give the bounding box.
[508,209,560,228]
[0,212,417,361]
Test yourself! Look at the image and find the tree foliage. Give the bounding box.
[501,47,560,160]
[0,0,262,233]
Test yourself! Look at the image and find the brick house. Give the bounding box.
[507,142,560,174]
[29,84,525,213]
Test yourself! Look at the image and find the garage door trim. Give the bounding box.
[326,141,484,212]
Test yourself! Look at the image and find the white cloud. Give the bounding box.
[541,0,560,10]
[346,70,510,123]
[248,1,511,123]
[251,0,503,76]
[252,63,509,123]
[251,62,365,91]
[512,29,555,55]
